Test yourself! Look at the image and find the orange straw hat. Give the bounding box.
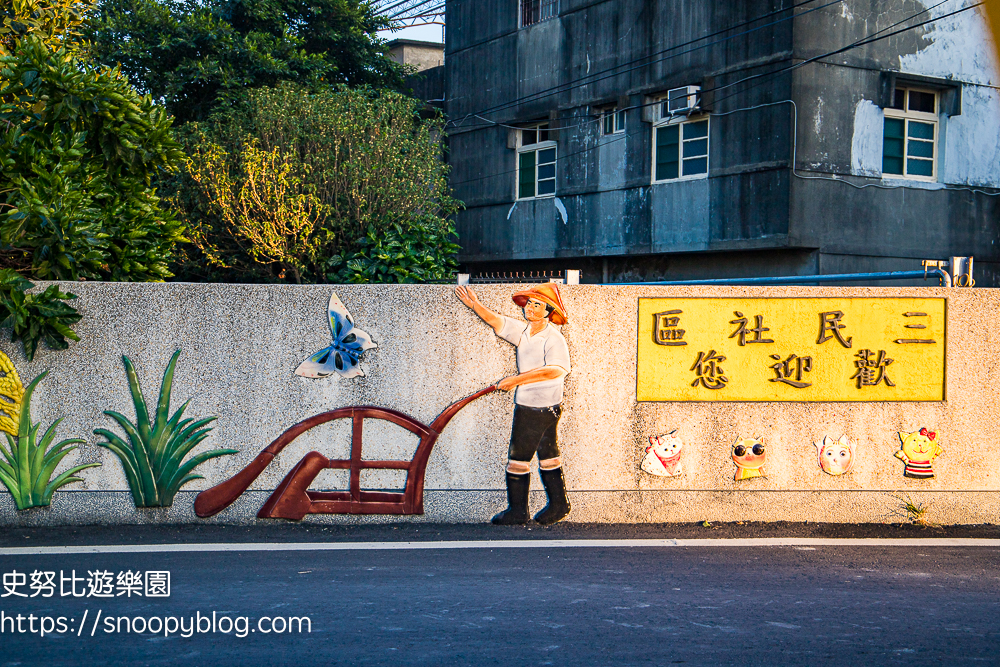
[512,282,569,325]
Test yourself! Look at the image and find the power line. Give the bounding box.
[448,0,961,135]
[447,0,843,129]
[452,0,961,137]
[704,0,976,108]
[446,1,982,190]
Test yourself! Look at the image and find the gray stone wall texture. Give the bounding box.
[1,282,997,526]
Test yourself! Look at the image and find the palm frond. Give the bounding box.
[0,434,16,468]
[162,448,237,505]
[94,429,144,507]
[32,438,85,498]
[99,410,158,505]
[121,355,152,442]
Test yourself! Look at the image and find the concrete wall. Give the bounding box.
[387,39,444,72]
[789,1,1000,285]
[2,282,999,526]
[445,0,1000,284]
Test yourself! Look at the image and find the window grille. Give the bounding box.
[521,0,558,27]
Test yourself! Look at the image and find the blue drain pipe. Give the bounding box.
[611,269,950,287]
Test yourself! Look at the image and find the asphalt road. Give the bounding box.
[2,526,999,666]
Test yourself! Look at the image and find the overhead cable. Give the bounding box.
[445,1,982,189]
[450,0,963,134]
[447,0,842,127]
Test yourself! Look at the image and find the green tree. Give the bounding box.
[88,0,405,123]
[1,0,95,56]
[0,36,186,281]
[0,0,187,359]
[172,84,461,283]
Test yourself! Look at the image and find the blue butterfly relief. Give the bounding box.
[295,292,377,379]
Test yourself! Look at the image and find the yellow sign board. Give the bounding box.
[636,298,945,402]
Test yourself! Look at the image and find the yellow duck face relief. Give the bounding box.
[895,428,944,479]
[732,436,766,481]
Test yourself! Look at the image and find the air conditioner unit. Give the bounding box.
[665,85,701,116]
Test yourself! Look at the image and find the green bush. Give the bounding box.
[332,221,460,284]
[0,270,81,361]
[1,0,95,56]
[172,84,462,284]
[0,36,186,282]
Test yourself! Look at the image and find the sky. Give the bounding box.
[378,23,444,43]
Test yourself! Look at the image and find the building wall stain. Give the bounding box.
[446,0,1000,284]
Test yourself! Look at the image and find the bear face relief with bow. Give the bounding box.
[895,428,943,479]
[732,436,766,481]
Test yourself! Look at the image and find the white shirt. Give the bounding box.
[497,315,571,407]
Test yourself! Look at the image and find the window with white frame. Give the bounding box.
[652,115,709,182]
[520,0,558,27]
[882,87,938,180]
[517,123,556,199]
[602,107,626,135]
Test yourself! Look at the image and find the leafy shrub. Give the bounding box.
[95,350,236,508]
[332,221,460,284]
[0,270,80,361]
[0,369,99,510]
[172,84,461,284]
[184,139,325,284]
[0,36,186,282]
[1,0,95,56]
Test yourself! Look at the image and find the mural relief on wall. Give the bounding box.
[814,435,857,475]
[0,352,100,510]
[195,290,506,521]
[456,283,572,526]
[636,298,946,401]
[95,350,236,508]
[641,431,684,477]
[895,429,944,479]
[195,387,495,520]
[732,437,767,481]
[196,285,574,524]
[295,293,377,379]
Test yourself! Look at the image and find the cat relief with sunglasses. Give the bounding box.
[732,436,767,481]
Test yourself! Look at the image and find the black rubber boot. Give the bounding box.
[492,472,530,525]
[535,467,571,526]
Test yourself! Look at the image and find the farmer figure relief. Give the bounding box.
[456,283,572,526]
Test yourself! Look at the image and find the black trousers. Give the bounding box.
[508,404,562,463]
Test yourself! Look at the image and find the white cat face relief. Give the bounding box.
[641,431,684,478]
[814,435,856,476]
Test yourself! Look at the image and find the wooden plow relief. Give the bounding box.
[194,387,496,520]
